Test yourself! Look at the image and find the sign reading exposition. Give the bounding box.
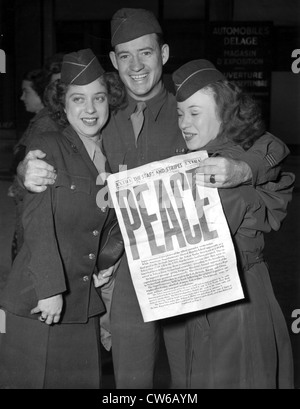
[108,152,244,323]
[207,22,273,122]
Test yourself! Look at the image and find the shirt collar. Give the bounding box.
[63,125,101,160]
[77,133,101,161]
[125,86,167,121]
[30,107,49,123]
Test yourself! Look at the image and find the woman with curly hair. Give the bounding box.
[173,59,294,389]
[0,49,124,389]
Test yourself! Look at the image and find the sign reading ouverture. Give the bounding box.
[207,22,273,122]
[108,152,244,322]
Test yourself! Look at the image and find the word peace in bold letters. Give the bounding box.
[117,170,218,261]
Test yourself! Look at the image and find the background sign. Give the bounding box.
[207,22,273,125]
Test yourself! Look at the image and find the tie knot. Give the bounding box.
[135,101,147,114]
[131,101,147,144]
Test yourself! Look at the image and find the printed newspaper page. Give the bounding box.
[108,151,244,322]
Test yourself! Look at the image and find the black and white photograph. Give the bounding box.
[0,0,299,393]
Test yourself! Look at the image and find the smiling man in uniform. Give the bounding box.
[19,8,290,389]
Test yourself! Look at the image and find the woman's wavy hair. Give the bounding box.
[44,53,64,76]
[204,81,266,150]
[44,72,126,127]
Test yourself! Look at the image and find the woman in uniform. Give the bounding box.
[172,59,294,389]
[0,49,124,389]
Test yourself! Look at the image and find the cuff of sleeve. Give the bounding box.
[28,266,67,301]
[35,283,67,301]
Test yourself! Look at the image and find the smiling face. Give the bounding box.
[109,34,169,101]
[20,80,44,114]
[177,88,222,151]
[64,78,109,140]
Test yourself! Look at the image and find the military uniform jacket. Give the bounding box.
[0,126,120,324]
[186,137,295,389]
[102,86,290,185]
[102,87,188,173]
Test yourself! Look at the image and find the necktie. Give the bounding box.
[130,101,146,144]
[79,134,107,180]
[93,140,107,181]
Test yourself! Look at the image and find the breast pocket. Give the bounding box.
[55,171,91,194]
[53,171,92,215]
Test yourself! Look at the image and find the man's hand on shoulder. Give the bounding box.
[17,150,57,193]
[195,157,252,188]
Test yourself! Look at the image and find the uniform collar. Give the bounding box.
[125,86,167,121]
[77,133,101,161]
[63,125,103,178]
[63,126,101,155]
[190,136,243,156]
[62,125,91,157]
[30,107,49,124]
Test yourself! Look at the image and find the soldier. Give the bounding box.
[18,9,290,389]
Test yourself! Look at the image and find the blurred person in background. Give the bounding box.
[9,68,60,260]
[9,54,66,260]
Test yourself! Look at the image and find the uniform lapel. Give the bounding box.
[63,126,99,180]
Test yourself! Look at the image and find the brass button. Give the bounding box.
[83,276,89,282]
[100,207,107,213]
[70,184,76,190]
[93,230,99,237]
[89,253,96,260]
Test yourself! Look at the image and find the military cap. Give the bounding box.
[111,8,163,47]
[61,48,105,86]
[173,59,226,102]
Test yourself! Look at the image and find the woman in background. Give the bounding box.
[9,68,60,259]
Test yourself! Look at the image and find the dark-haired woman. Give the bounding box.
[0,49,124,389]
[9,69,59,259]
[173,60,294,389]
[14,69,58,166]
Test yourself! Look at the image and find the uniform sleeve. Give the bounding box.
[255,172,295,231]
[237,133,290,186]
[26,115,58,144]
[218,188,249,236]
[22,134,67,300]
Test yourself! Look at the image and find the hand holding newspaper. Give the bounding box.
[108,151,244,322]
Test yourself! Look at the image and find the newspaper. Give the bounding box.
[107,151,244,322]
